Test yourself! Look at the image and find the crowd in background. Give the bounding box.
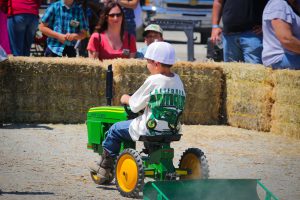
[0,0,299,69]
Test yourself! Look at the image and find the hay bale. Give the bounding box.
[271,70,300,138]
[175,61,222,124]
[220,63,273,131]
[0,57,107,123]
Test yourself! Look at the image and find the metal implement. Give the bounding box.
[143,179,279,200]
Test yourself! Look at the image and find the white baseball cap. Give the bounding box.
[144,41,175,65]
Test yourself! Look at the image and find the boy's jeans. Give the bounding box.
[222,31,263,64]
[7,14,38,56]
[102,120,133,157]
[272,53,300,70]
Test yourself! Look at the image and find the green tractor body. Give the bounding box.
[86,106,135,155]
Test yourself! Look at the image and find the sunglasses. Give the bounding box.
[107,13,122,18]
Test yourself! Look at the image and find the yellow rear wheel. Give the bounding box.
[179,148,209,180]
[115,149,144,198]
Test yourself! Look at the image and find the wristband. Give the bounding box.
[212,24,220,28]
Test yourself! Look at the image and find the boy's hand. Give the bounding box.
[120,94,130,105]
[65,33,78,41]
[58,34,67,44]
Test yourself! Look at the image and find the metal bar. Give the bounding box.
[151,182,169,200]
[257,180,279,200]
[106,64,113,106]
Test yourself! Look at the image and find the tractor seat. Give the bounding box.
[139,134,182,143]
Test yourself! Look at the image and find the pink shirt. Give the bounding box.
[0,0,40,16]
[87,32,137,60]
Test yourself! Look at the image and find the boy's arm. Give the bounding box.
[120,94,131,105]
[117,0,139,9]
[65,30,88,41]
[39,22,67,44]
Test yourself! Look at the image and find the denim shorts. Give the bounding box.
[222,31,263,64]
[272,53,300,70]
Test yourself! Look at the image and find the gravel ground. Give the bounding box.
[0,124,299,200]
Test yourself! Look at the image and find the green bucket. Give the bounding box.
[143,179,277,200]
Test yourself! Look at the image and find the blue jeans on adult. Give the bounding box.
[102,120,133,157]
[222,31,263,64]
[7,14,39,56]
[272,53,300,70]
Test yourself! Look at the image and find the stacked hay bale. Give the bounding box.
[220,63,273,131]
[174,62,223,124]
[271,70,300,139]
[0,57,106,123]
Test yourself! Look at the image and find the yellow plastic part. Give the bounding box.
[180,153,201,179]
[116,154,138,192]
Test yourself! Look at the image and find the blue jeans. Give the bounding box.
[7,14,38,56]
[223,31,263,64]
[102,120,133,157]
[272,53,300,70]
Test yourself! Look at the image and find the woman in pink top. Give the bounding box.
[87,1,137,60]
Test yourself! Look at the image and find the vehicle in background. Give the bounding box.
[142,0,213,44]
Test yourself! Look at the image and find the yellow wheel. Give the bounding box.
[115,149,144,198]
[179,148,209,180]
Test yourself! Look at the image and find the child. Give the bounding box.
[89,41,186,183]
[136,24,163,58]
[39,0,88,57]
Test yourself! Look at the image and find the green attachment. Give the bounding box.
[86,106,135,155]
[143,144,176,181]
[257,180,279,200]
[143,179,261,200]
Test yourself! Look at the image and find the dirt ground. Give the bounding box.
[0,124,299,200]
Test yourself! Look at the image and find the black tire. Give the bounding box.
[90,170,114,185]
[179,148,209,179]
[115,149,144,198]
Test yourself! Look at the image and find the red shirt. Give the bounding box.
[0,0,40,16]
[87,32,137,60]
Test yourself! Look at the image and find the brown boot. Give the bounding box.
[89,150,114,181]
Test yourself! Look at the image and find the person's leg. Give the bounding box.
[240,31,263,64]
[24,14,39,56]
[62,46,76,57]
[222,34,243,62]
[102,120,133,157]
[89,120,133,182]
[272,53,300,69]
[7,15,26,56]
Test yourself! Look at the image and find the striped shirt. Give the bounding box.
[41,0,88,56]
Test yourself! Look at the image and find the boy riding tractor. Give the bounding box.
[86,42,209,198]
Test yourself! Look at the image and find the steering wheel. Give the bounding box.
[123,104,139,119]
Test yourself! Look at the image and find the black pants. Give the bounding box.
[45,46,76,57]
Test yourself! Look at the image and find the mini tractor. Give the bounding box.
[87,65,279,200]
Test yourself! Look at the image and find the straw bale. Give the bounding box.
[180,62,222,124]
[271,70,300,138]
[271,121,300,139]
[219,63,273,131]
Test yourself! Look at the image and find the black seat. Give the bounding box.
[139,134,181,143]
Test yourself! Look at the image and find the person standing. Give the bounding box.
[116,0,139,36]
[0,0,40,56]
[87,1,137,60]
[262,0,300,69]
[39,0,88,57]
[210,0,268,63]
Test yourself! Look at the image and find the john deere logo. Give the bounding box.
[146,119,157,130]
